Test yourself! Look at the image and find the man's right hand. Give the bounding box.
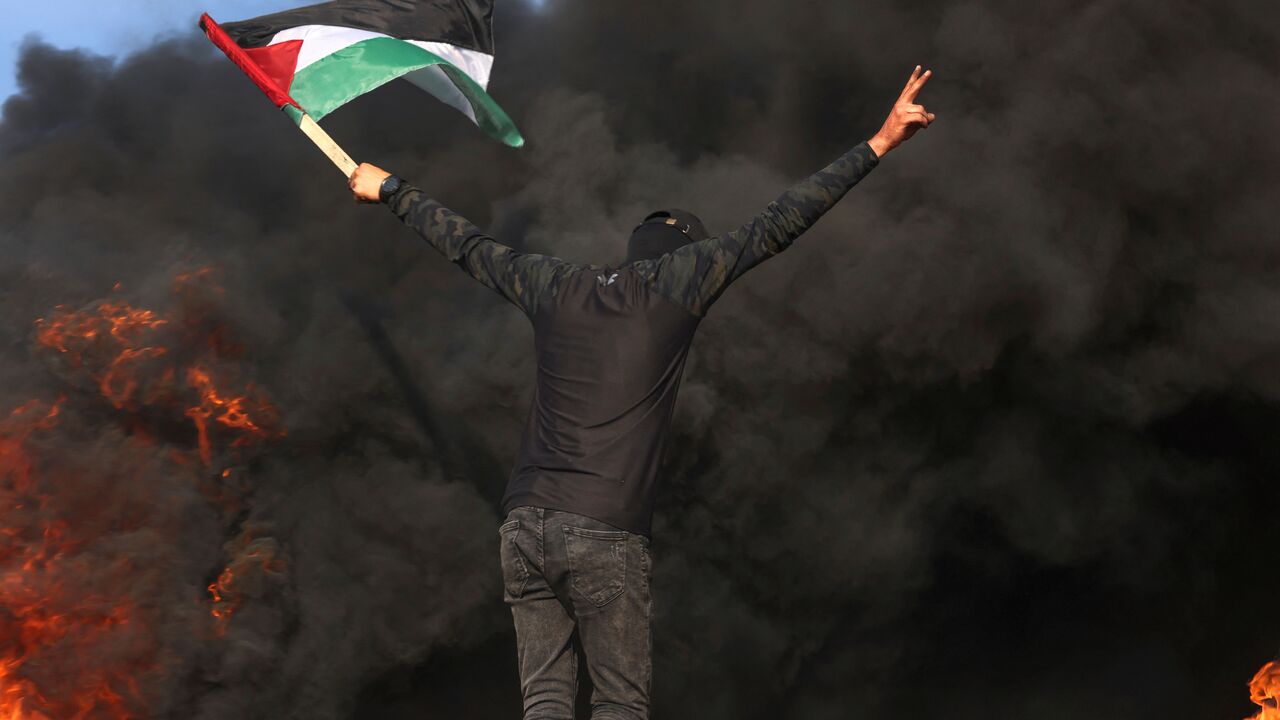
[349,163,393,204]
[867,65,936,158]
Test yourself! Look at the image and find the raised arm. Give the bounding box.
[652,65,937,317]
[350,164,572,318]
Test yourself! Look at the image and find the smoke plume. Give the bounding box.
[1,0,1278,717]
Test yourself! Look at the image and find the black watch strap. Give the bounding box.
[378,174,403,203]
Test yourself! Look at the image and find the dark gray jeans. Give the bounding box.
[499,506,653,720]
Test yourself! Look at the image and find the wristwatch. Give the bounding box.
[378,174,403,203]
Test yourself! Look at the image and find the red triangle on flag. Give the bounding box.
[244,40,304,94]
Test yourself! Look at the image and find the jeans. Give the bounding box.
[499,506,653,720]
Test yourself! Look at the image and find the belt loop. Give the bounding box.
[536,508,545,565]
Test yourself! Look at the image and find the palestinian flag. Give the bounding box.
[200,0,523,147]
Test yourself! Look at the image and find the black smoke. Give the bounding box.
[1,0,1278,717]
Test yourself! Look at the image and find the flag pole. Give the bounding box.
[282,106,358,176]
[199,13,357,177]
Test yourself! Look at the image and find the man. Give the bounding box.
[350,66,936,719]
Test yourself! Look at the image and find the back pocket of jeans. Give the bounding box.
[563,526,627,608]
[499,519,529,600]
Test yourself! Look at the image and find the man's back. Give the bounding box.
[505,265,701,536]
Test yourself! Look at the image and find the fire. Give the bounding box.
[185,366,279,466]
[208,566,236,622]
[1247,661,1280,720]
[33,274,282,465]
[36,299,171,411]
[0,401,60,496]
[35,301,168,360]
[2,269,287,717]
[207,535,285,634]
[1,400,140,719]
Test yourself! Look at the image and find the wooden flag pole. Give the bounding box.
[283,106,358,177]
[201,13,358,178]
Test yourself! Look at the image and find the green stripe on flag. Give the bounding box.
[289,36,523,147]
[281,103,305,125]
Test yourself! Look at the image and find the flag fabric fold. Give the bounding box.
[201,0,523,147]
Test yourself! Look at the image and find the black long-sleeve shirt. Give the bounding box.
[387,142,879,535]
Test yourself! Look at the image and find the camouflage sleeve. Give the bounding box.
[387,185,574,317]
[650,141,880,317]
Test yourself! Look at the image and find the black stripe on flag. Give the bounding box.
[222,0,496,54]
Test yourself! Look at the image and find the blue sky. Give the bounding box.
[2,1,545,102]
[1,1,332,101]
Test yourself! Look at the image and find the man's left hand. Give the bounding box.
[867,66,936,159]
[349,163,392,204]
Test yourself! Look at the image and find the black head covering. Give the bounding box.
[625,209,709,263]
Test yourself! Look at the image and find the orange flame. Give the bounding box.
[184,366,279,466]
[1,400,139,719]
[207,536,286,634]
[35,301,167,363]
[1247,661,1280,720]
[0,401,61,497]
[4,269,287,716]
[34,274,281,466]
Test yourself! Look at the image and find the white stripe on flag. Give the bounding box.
[410,40,493,89]
[402,65,479,122]
[266,25,494,89]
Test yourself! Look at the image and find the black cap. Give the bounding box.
[625,209,708,263]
